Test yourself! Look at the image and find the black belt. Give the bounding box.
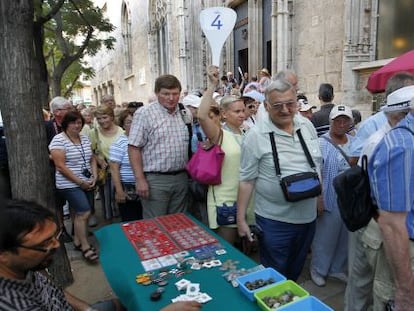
[145,170,186,176]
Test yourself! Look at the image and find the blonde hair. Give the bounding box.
[220,95,242,110]
[94,104,114,118]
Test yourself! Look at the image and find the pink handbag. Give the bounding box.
[186,130,225,185]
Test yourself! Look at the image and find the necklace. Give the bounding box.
[64,132,87,165]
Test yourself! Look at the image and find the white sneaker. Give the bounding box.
[329,272,348,283]
[310,270,326,287]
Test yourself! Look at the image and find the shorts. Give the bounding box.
[58,187,93,214]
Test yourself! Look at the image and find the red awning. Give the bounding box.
[366,50,414,93]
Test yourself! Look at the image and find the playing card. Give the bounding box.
[197,293,212,303]
[175,279,191,290]
[141,258,161,271]
[157,254,178,267]
[174,251,190,258]
[186,283,200,297]
[191,262,201,270]
[210,259,222,267]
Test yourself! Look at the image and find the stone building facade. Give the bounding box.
[89,0,414,119]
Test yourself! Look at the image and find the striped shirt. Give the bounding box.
[109,134,135,183]
[0,272,73,310]
[311,103,334,137]
[349,111,387,157]
[320,133,353,212]
[128,102,190,172]
[369,112,414,239]
[49,133,93,189]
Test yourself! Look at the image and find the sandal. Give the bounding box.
[74,243,96,252]
[82,247,99,263]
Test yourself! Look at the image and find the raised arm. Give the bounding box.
[198,65,221,144]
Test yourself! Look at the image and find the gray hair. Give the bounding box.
[80,108,92,117]
[265,79,294,102]
[273,70,296,81]
[49,96,71,113]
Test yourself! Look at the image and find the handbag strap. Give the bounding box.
[321,134,350,164]
[94,127,105,160]
[269,129,317,179]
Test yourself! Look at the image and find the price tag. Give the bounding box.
[200,7,237,66]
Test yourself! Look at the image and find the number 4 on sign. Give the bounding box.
[211,15,223,30]
[200,7,237,66]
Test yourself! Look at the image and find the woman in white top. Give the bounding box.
[49,111,98,263]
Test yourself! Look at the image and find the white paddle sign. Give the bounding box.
[199,7,237,66]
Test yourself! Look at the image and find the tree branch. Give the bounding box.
[64,74,80,98]
[35,0,66,26]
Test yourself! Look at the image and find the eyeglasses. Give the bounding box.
[18,228,63,253]
[247,105,256,109]
[267,101,297,111]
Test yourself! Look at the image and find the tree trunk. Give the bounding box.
[0,0,73,287]
[51,74,62,97]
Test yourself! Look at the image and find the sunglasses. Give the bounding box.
[247,104,256,109]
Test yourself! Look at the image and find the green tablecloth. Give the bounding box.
[95,219,261,311]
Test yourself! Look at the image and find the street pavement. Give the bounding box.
[64,213,345,310]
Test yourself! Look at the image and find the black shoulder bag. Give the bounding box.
[269,129,321,202]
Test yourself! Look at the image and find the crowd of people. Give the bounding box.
[1,65,414,311]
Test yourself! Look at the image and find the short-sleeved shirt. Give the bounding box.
[311,103,334,137]
[349,111,387,157]
[109,134,135,183]
[128,102,190,172]
[89,126,124,160]
[369,112,414,239]
[240,114,322,224]
[191,122,207,153]
[0,272,73,311]
[49,133,93,189]
[319,133,353,212]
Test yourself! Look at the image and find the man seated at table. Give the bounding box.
[0,199,201,311]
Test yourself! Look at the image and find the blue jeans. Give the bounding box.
[58,187,93,214]
[256,214,316,281]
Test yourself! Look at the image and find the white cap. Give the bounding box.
[242,90,265,102]
[329,105,353,120]
[182,94,201,108]
[382,85,414,112]
[299,103,317,112]
[212,92,221,100]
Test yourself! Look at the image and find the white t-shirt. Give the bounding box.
[49,133,93,189]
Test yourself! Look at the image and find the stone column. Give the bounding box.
[248,0,262,79]
[276,0,289,71]
[177,0,188,90]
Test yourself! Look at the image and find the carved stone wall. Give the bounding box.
[89,0,382,119]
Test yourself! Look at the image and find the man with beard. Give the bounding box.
[0,200,200,311]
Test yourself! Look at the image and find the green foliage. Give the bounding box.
[40,0,116,96]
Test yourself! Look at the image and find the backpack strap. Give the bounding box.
[178,103,193,159]
[321,134,350,164]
